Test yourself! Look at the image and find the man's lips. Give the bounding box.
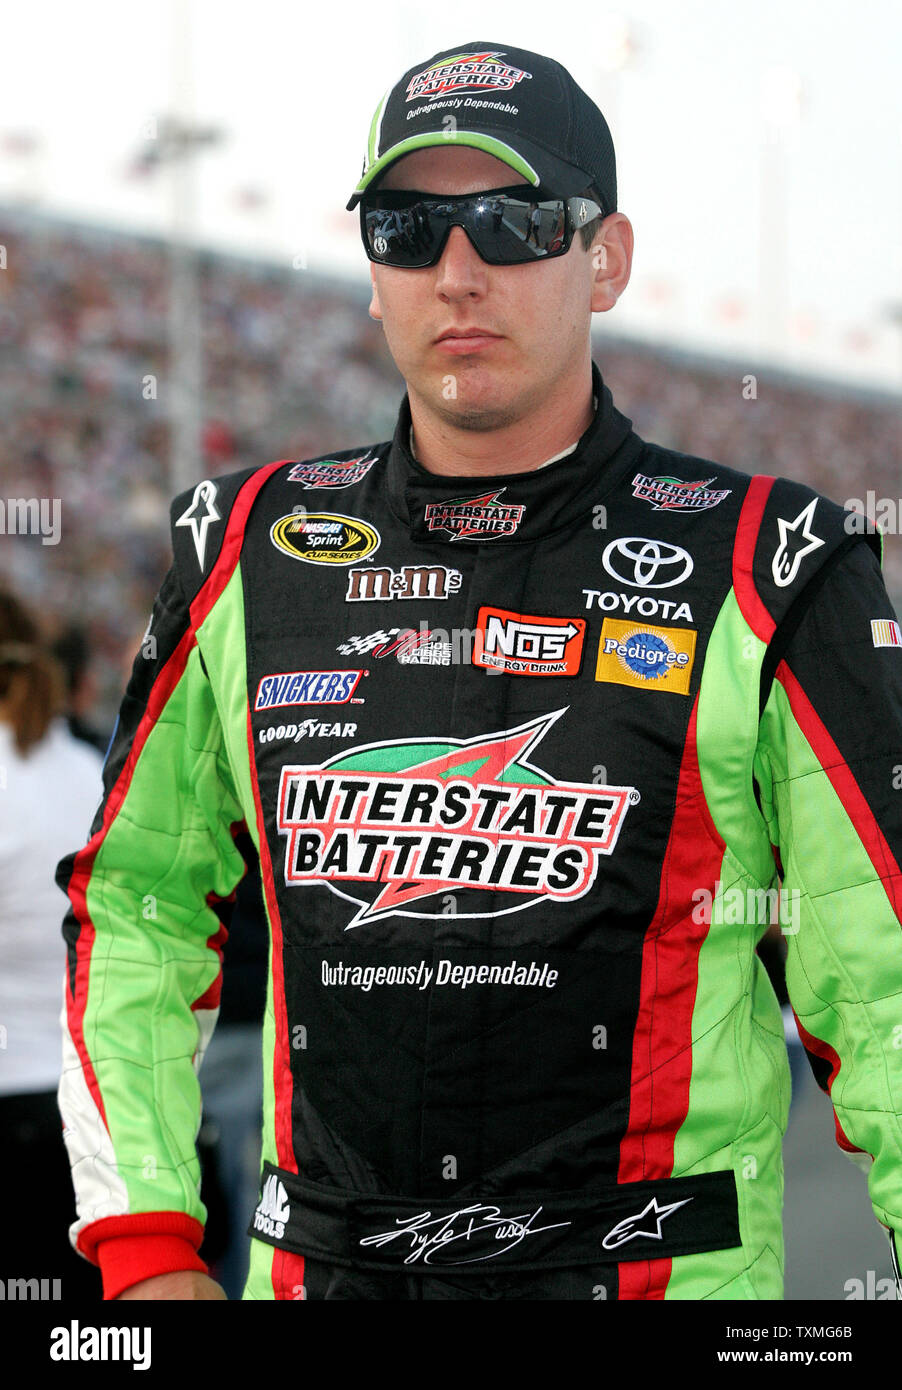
[434,329,504,354]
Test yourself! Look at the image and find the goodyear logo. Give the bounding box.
[595,619,696,695]
[270,512,380,566]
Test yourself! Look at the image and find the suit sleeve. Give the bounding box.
[57,559,249,1298]
[753,538,902,1270]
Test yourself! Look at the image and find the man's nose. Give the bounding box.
[434,224,488,297]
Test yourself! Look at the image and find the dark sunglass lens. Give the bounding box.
[476,198,566,263]
[364,205,440,265]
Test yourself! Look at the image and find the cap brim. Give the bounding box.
[346,130,597,210]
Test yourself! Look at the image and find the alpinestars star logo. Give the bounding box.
[276,710,639,928]
[406,51,532,102]
[424,489,525,541]
[601,1196,694,1251]
[772,498,824,587]
[175,480,220,568]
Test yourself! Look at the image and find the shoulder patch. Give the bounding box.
[284,447,384,490]
[170,463,286,607]
[739,476,880,638]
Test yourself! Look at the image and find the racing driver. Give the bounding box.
[58,41,902,1301]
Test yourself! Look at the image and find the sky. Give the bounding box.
[3,0,902,392]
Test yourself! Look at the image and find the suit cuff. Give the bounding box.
[76,1213,207,1300]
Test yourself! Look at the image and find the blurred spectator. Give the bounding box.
[49,623,110,756]
[0,587,104,1299]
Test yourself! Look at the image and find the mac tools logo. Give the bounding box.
[253,1174,290,1241]
[406,51,532,102]
[276,711,638,928]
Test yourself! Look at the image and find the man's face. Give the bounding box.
[366,146,624,432]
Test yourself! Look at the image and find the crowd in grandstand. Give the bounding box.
[1,207,900,725]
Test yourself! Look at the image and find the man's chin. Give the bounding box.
[419,374,524,432]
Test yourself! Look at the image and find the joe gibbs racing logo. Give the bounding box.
[276,710,639,928]
[406,51,532,102]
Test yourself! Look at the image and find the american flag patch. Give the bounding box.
[871,619,902,648]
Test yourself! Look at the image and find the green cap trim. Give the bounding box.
[352,132,539,200]
[366,90,390,168]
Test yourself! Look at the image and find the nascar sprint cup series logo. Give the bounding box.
[276,710,639,928]
[406,51,532,102]
[270,511,380,565]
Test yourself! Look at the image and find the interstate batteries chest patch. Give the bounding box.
[275,710,638,928]
[424,489,524,541]
[270,512,380,565]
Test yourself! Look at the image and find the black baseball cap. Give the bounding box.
[346,42,617,215]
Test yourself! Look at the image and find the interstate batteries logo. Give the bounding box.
[424,490,525,541]
[276,710,638,928]
[287,454,377,489]
[631,473,731,512]
[270,512,380,565]
[406,51,532,101]
[595,619,696,695]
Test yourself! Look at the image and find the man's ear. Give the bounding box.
[368,264,382,322]
[589,213,634,314]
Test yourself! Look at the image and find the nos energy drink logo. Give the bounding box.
[276,710,638,928]
[595,619,696,695]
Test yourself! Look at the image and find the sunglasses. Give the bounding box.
[360,186,604,268]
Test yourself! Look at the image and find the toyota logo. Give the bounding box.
[602,537,694,589]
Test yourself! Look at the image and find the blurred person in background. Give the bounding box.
[49,622,110,756]
[0,588,103,1298]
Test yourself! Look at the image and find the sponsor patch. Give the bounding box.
[255,670,363,710]
[287,454,376,489]
[772,498,824,587]
[346,564,462,602]
[631,473,730,512]
[270,512,380,565]
[424,489,524,541]
[253,1173,289,1241]
[872,619,902,649]
[602,537,694,589]
[337,628,452,664]
[582,589,694,623]
[258,721,358,745]
[175,479,220,568]
[406,50,532,102]
[276,710,639,927]
[594,619,696,695]
[473,607,585,676]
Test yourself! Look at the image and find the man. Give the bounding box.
[58,41,902,1301]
